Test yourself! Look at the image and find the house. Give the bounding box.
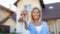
[42,2,60,34]
[0,5,16,33]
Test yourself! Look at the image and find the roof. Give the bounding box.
[42,2,60,19]
[14,0,20,6]
[0,5,16,24]
[39,0,45,8]
[0,5,14,13]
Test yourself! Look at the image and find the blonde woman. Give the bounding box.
[20,7,49,34]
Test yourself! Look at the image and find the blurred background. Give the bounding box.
[0,0,60,34]
[0,0,16,34]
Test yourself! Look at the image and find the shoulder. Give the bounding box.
[27,22,35,27]
[41,21,49,33]
[27,22,33,26]
[41,21,48,26]
[41,21,48,25]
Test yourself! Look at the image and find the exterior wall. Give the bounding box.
[16,22,29,34]
[17,0,42,10]
[46,19,56,34]
[46,19,60,34]
[0,8,10,21]
[56,19,60,34]
[0,8,16,32]
[3,18,16,32]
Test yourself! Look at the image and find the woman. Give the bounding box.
[20,7,49,34]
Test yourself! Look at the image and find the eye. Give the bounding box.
[37,12,39,13]
[33,12,35,13]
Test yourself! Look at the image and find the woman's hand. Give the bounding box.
[20,9,27,22]
[20,9,28,28]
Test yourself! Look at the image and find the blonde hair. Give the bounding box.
[29,7,42,23]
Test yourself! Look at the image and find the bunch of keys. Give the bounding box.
[18,9,27,22]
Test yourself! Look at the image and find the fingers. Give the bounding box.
[20,14,24,18]
[20,10,27,17]
[20,9,27,23]
[20,12,27,19]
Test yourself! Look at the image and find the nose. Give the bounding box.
[34,12,38,15]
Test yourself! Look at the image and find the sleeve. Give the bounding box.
[43,21,49,34]
[46,24,49,34]
[25,22,31,30]
[45,22,49,34]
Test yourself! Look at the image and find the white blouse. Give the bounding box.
[36,25,42,34]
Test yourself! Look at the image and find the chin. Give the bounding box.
[34,18,39,20]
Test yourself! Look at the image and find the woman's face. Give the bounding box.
[32,9,40,20]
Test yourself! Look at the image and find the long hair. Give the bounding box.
[29,7,42,23]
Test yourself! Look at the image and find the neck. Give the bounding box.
[34,19,39,23]
[33,19,41,26]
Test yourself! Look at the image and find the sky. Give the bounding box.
[0,0,17,8]
[43,0,60,4]
[0,0,17,4]
[0,0,17,12]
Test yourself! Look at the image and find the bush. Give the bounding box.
[0,29,6,34]
[11,32,16,34]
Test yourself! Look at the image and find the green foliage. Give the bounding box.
[11,32,16,34]
[0,29,6,34]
